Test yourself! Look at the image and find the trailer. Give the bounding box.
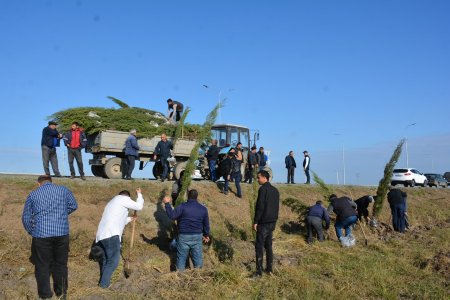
[88,124,272,180]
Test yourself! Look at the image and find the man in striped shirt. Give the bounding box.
[22,175,78,300]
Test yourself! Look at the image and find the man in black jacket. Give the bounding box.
[285,151,296,184]
[41,121,62,177]
[206,139,220,182]
[167,99,184,123]
[153,134,173,182]
[387,188,407,233]
[253,170,279,276]
[355,195,374,223]
[327,194,358,240]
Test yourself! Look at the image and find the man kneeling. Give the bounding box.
[163,189,210,271]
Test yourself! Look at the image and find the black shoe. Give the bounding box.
[54,174,62,177]
[251,272,262,279]
[161,179,165,182]
[70,175,75,179]
[126,177,134,180]
[81,176,86,181]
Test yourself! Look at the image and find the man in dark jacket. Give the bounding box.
[230,151,243,198]
[206,139,220,182]
[257,147,267,171]
[327,194,357,240]
[63,122,88,180]
[153,133,173,182]
[303,150,311,184]
[220,150,233,196]
[306,200,330,244]
[41,121,62,177]
[355,195,375,223]
[245,146,258,183]
[167,98,184,123]
[163,189,210,271]
[253,170,279,276]
[387,188,407,233]
[285,151,297,184]
[122,129,139,180]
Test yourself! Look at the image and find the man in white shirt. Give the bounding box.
[96,188,144,288]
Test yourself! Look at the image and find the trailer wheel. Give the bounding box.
[152,161,163,179]
[104,157,123,179]
[91,165,105,177]
[174,161,187,180]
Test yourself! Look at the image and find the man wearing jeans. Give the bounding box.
[327,194,358,240]
[95,188,144,288]
[22,175,78,299]
[163,189,210,271]
[253,170,280,277]
[41,121,62,177]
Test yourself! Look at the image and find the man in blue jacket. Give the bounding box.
[122,129,139,180]
[153,133,173,182]
[163,189,210,271]
[41,121,62,177]
[306,200,330,244]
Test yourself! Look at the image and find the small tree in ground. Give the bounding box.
[312,171,334,205]
[175,101,224,206]
[372,139,405,219]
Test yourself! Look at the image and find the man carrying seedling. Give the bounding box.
[253,170,280,277]
[167,98,184,123]
[95,188,144,288]
[22,175,78,299]
[163,189,210,271]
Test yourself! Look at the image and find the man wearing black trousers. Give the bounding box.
[285,151,296,184]
[303,150,311,184]
[22,175,78,299]
[253,170,279,277]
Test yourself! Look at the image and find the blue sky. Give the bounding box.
[1,0,449,185]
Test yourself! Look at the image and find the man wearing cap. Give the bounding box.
[355,195,375,223]
[167,98,184,123]
[63,122,88,180]
[303,151,311,184]
[41,121,62,177]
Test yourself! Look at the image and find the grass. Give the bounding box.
[0,175,449,299]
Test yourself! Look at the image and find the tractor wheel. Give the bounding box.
[104,157,123,179]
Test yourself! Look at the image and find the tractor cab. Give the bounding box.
[210,124,252,153]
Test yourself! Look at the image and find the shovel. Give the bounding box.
[124,211,137,278]
[358,219,368,246]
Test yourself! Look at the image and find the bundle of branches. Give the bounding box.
[282,197,310,223]
[312,171,334,205]
[372,139,405,219]
[48,97,203,139]
[175,101,224,205]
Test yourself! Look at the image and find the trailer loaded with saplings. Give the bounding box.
[87,124,273,180]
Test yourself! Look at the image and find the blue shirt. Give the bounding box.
[22,182,78,238]
[165,199,210,236]
[308,203,330,228]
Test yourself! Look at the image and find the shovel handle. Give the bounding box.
[129,211,137,255]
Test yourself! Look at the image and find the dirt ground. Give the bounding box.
[0,175,449,299]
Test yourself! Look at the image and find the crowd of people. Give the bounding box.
[30,100,410,299]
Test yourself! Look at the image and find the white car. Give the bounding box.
[391,168,428,187]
